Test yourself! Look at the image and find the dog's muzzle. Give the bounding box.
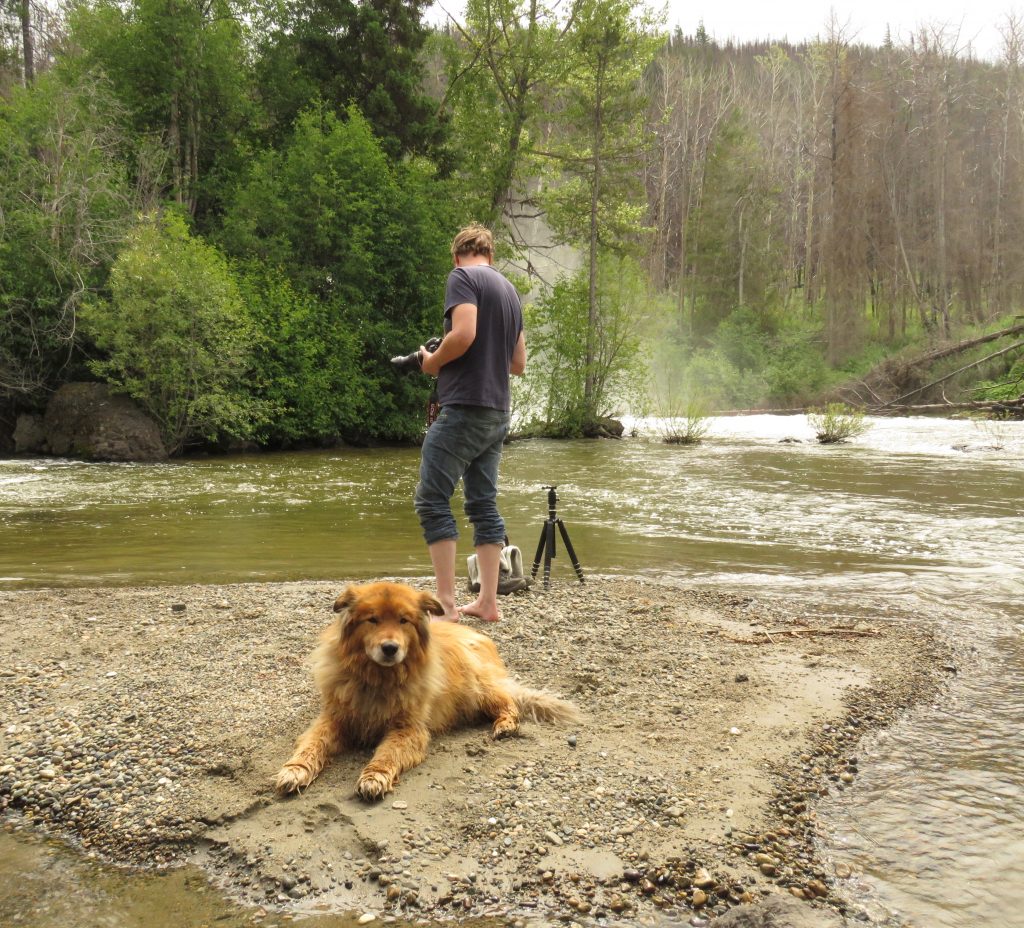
[372,640,405,666]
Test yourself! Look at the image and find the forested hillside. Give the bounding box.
[2,1,1023,454]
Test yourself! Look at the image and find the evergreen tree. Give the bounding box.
[255,0,448,162]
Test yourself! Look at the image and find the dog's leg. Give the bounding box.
[275,713,343,795]
[356,725,430,801]
[482,687,520,739]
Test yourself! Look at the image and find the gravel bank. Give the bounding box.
[0,578,951,925]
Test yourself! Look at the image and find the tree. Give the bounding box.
[0,73,139,404]
[254,0,447,162]
[540,0,662,426]
[440,0,582,226]
[219,106,454,441]
[80,211,263,454]
[64,0,255,223]
[518,254,651,436]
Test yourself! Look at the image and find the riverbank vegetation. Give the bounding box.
[3,2,1024,454]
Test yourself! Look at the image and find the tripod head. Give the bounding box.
[542,484,558,515]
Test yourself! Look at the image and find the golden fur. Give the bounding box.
[275,581,579,801]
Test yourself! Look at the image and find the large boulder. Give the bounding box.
[13,413,47,454]
[43,383,167,462]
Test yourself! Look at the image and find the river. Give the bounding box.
[1,414,1022,928]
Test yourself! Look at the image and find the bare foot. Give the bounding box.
[460,598,501,623]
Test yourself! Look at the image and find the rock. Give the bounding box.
[693,868,715,889]
[692,889,707,907]
[714,895,845,928]
[582,416,625,439]
[42,383,166,462]
[358,914,376,924]
[13,414,46,454]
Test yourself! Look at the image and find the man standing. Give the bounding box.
[415,225,526,622]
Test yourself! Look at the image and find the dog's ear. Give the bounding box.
[333,586,358,613]
[332,586,359,634]
[419,592,445,617]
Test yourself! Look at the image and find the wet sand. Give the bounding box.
[0,578,951,925]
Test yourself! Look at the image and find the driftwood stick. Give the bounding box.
[725,626,881,644]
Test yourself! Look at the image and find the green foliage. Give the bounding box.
[0,73,137,402]
[254,0,447,162]
[236,264,367,446]
[807,403,871,444]
[518,255,651,436]
[973,355,1024,403]
[63,0,257,224]
[220,105,453,441]
[81,212,265,454]
[657,398,710,445]
[689,111,785,336]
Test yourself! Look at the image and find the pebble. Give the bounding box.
[391,801,408,810]
[358,914,376,924]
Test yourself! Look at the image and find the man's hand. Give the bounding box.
[420,346,441,377]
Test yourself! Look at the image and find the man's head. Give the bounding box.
[451,224,494,266]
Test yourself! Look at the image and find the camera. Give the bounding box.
[391,336,443,373]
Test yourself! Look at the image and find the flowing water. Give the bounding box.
[1,414,1022,927]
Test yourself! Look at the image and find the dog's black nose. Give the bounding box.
[381,642,399,657]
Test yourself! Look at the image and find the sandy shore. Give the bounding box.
[0,577,951,926]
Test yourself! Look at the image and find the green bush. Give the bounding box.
[807,403,871,444]
[518,255,651,436]
[81,212,265,454]
[657,398,711,445]
[219,105,452,441]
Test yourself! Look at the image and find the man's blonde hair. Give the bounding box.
[451,224,494,260]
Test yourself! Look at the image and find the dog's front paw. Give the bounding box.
[356,769,393,801]
[275,764,311,795]
[491,717,519,739]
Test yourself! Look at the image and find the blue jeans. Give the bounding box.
[414,404,510,547]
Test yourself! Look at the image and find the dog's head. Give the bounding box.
[332,582,445,668]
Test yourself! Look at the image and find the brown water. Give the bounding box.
[2,415,1023,927]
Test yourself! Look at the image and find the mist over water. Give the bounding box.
[2,414,1023,927]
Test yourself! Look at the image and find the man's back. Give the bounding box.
[438,265,522,412]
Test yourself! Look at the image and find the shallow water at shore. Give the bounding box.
[2,414,1023,927]
[0,831,269,928]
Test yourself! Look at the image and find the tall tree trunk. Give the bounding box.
[20,0,34,85]
[585,55,606,424]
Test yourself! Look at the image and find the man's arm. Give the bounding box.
[420,304,476,376]
[510,331,527,376]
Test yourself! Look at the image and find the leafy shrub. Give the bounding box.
[658,399,711,445]
[807,403,871,444]
[219,105,452,441]
[81,212,265,454]
[519,255,651,437]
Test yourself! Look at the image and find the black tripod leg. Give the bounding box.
[531,523,548,579]
[557,519,585,583]
[543,521,556,588]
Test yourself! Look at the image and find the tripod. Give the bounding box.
[531,485,585,589]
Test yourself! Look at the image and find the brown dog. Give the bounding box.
[275,581,579,801]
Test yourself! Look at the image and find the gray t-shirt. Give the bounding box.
[439,265,523,412]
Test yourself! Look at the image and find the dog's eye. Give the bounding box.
[400,617,409,624]
[366,617,379,625]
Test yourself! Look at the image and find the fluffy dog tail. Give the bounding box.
[506,681,580,724]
